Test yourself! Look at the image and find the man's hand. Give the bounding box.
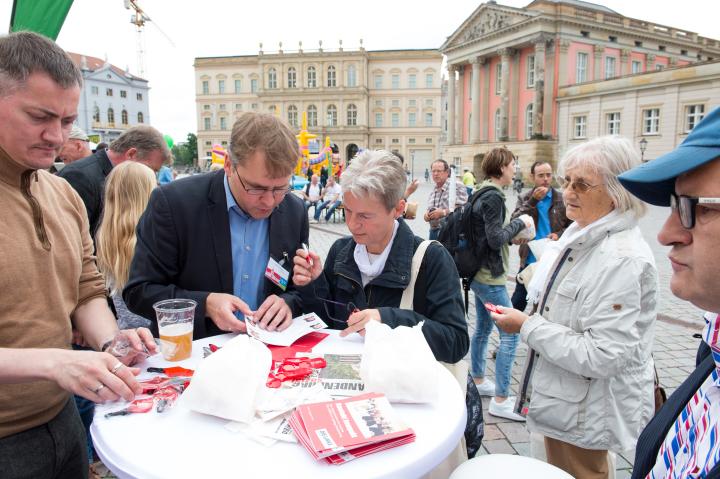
[532,187,549,201]
[206,293,251,333]
[101,328,158,366]
[424,209,445,222]
[490,307,529,334]
[547,233,559,241]
[340,309,381,337]
[49,349,142,404]
[404,179,420,198]
[511,238,530,245]
[252,295,292,332]
[293,248,323,286]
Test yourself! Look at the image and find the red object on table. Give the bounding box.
[104,396,154,418]
[146,366,194,377]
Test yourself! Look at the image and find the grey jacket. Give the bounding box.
[521,211,658,453]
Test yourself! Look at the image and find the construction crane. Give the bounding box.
[123,0,174,77]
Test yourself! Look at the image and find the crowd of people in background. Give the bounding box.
[3,30,720,479]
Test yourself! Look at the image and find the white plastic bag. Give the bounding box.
[514,213,536,241]
[181,334,271,423]
[359,320,440,403]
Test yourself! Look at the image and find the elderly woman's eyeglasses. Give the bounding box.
[234,167,291,197]
[671,193,720,229]
[309,283,358,326]
[557,175,604,193]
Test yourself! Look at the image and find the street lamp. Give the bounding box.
[639,137,648,162]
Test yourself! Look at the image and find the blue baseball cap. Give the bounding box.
[618,106,720,206]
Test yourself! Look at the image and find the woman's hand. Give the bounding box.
[292,248,323,286]
[490,307,529,334]
[341,309,381,337]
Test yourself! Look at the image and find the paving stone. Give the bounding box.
[483,439,517,455]
[497,422,530,443]
[482,424,505,441]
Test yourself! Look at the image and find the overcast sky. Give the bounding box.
[2,0,717,141]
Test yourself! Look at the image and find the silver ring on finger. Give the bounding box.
[110,362,123,374]
[93,383,105,394]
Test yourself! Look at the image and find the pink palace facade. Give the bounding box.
[440,0,720,173]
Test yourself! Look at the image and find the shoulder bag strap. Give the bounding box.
[400,240,435,310]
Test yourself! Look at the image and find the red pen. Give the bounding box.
[302,243,314,267]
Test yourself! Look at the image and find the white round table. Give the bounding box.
[91,331,466,479]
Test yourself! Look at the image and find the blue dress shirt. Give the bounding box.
[527,189,552,265]
[223,175,270,312]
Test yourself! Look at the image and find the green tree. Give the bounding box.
[186,133,198,165]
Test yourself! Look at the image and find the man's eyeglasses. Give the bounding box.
[670,193,720,229]
[234,167,291,198]
[557,175,604,193]
[317,297,358,326]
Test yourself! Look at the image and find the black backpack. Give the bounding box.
[437,186,495,313]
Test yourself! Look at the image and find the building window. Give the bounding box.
[391,112,399,127]
[374,74,383,89]
[91,86,98,95]
[268,68,277,89]
[235,103,242,110]
[655,64,664,71]
[136,93,143,101]
[347,65,357,87]
[287,105,298,128]
[287,67,297,88]
[346,104,357,126]
[425,137,433,144]
[391,74,399,89]
[106,88,113,97]
[234,79,241,93]
[204,117,211,130]
[137,112,144,123]
[219,104,226,111]
[251,103,258,110]
[250,79,258,93]
[375,100,383,107]
[526,54,535,87]
[425,98,433,107]
[409,74,417,88]
[425,112,433,127]
[218,80,225,94]
[268,105,276,114]
[120,90,127,98]
[375,138,383,144]
[426,73,433,88]
[494,109,502,140]
[93,105,100,122]
[643,108,660,134]
[391,138,399,144]
[327,65,336,87]
[327,104,337,126]
[605,56,616,79]
[220,117,227,130]
[221,141,228,146]
[307,66,317,88]
[409,138,416,144]
[574,116,587,138]
[203,105,211,111]
[686,104,705,132]
[107,107,115,124]
[205,141,212,147]
[202,81,209,94]
[607,112,621,135]
[391,99,400,108]
[375,113,383,127]
[632,61,642,74]
[576,52,588,83]
[525,103,533,139]
[121,109,128,125]
[408,112,416,127]
[307,105,318,127]
[408,99,416,107]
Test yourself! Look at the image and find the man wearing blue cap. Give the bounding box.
[619,106,720,478]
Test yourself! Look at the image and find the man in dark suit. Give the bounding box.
[58,125,169,237]
[124,112,309,339]
[619,106,720,478]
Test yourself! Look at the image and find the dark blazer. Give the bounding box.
[632,342,719,478]
[304,219,469,363]
[57,149,113,237]
[123,170,309,339]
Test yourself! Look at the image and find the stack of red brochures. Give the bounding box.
[289,392,415,465]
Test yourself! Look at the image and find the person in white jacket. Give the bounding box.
[491,136,659,479]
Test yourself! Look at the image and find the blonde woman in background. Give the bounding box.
[96,161,157,329]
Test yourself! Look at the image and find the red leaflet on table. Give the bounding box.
[289,392,415,463]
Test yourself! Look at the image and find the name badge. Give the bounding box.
[265,257,289,291]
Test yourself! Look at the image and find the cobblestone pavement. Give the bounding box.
[94,180,705,478]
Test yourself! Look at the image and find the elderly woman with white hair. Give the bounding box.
[491,136,658,479]
[293,149,469,363]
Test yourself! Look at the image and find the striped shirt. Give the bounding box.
[648,312,720,478]
[426,179,468,230]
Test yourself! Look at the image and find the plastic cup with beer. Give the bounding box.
[153,299,196,362]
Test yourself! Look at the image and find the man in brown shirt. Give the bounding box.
[0,32,156,478]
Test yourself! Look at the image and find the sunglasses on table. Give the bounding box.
[556,175,604,193]
[670,193,720,229]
